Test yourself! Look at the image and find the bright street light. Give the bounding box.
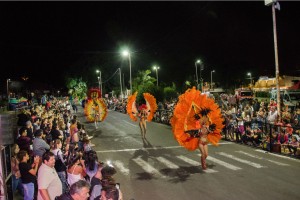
[153,66,160,87]
[195,59,204,91]
[122,50,132,95]
[96,69,102,98]
[210,70,215,90]
[247,72,252,85]
[195,60,201,89]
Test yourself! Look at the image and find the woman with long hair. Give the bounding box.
[67,153,85,186]
[11,144,23,195]
[51,139,68,193]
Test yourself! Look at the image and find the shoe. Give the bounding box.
[87,136,94,140]
[90,143,96,147]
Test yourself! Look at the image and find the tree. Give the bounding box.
[163,83,178,101]
[66,77,88,100]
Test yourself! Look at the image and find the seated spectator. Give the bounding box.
[241,125,254,145]
[55,180,90,200]
[277,131,288,145]
[252,128,263,147]
[287,136,299,155]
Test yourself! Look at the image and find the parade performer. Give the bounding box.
[127,92,157,139]
[84,88,107,128]
[170,87,224,170]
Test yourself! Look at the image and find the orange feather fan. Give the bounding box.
[170,87,224,151]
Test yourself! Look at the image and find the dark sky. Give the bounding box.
[1,1,300,91]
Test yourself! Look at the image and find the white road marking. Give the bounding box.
[236,151,290,166]
[96,146,183,153]
[176,155,218,173]
[217,152,266,168]
[255,149,300,163]
[206,155,241,170]
[132,156,166,178]
[113,160,130,175]
[122,120,138,127]
[157,157,179,169]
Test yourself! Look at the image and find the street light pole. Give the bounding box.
[247,72,252,85]
[122,50,132,95]
[7,79,10,106]
[153,66,160,87]
[119,68,123,101]
[195,60,200,89]
[210,70,215,90]
[265,0,281,120]
[96,70,102,98]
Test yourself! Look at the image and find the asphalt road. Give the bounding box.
[79,107,300,200]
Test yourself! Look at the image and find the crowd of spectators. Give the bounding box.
[12,96,123,200]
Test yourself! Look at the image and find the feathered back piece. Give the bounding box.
[170,87,224,151]
[126,92,138,121]
[143,93,158,122]
[84,98,108,122]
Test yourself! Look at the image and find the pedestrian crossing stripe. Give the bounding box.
[236,151,289,166]
[176,155,217,173]
[217,152,266,168]
[206,155,241,170]
[113,160,130,175]
[255,149,300,163]
[157,157,179,169]
[132,156,166,178]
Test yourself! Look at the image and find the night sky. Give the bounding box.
[1,1,300,92]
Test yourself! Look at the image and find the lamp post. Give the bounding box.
[119,68,123,101]
[153,66,160,87]
[122,50,132,95]
[265,0,281,119]
[96,69,102,98]
[7,78,10,104]
[210,70,215,90]
[195,60,201,89]
[247,72,252,85]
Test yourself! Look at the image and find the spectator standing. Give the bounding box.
[11,144,23,195]
[16,127,32,156]
[51,139,68,193]
[37,151,63,200]
[17,150,40,200]
[55,180,90,200]
[33,129,50,165]
[267,106,278,124]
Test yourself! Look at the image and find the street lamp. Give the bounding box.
[195,59,204,91]
[153,66,160,87]
[247,72,252,85]
[122,50,132,95]
[210,70,215,90]
[195,60,200,88]
[7,78,10,102]
[265,0,281,120]
[96,69,102,98]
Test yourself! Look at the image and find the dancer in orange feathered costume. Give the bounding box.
[127,92,157,140]
[170,87,224,170]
